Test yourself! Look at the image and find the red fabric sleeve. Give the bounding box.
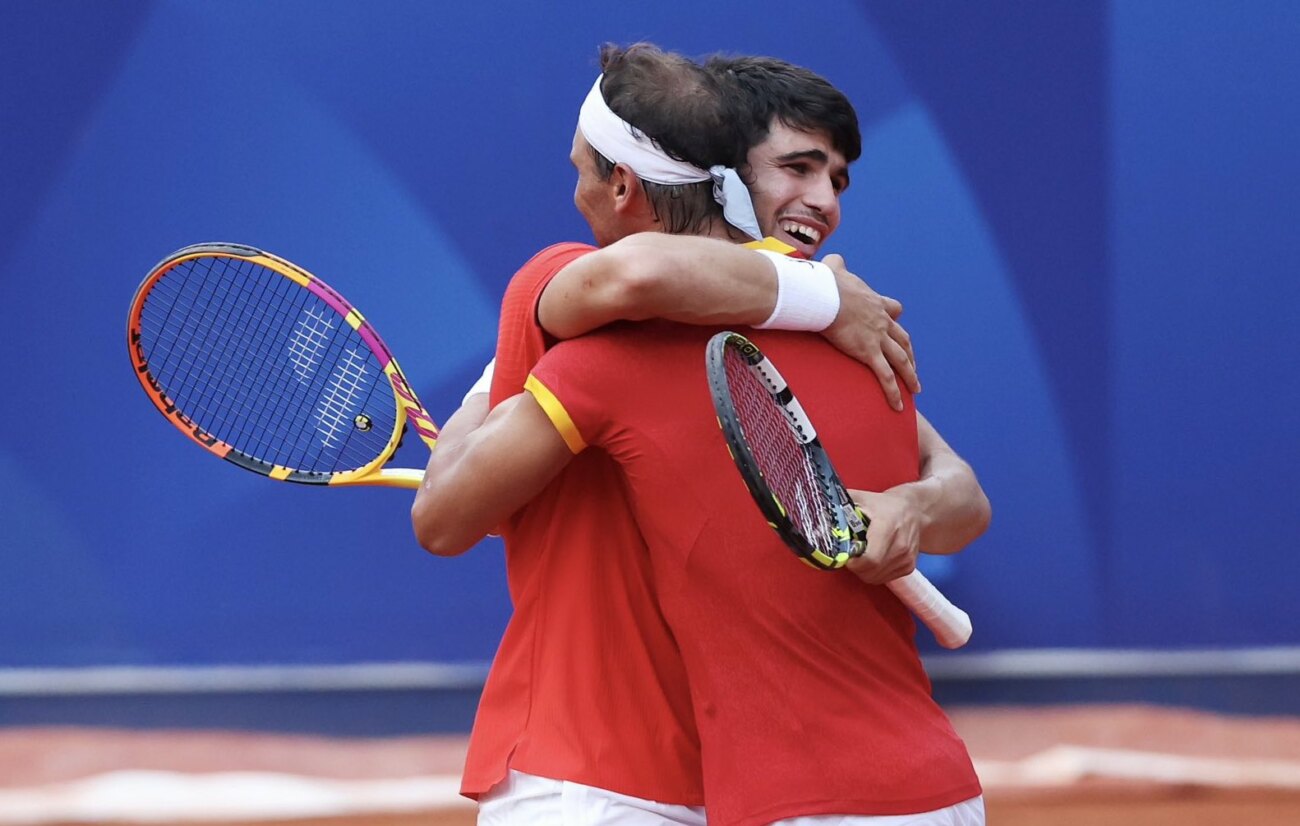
[489,242,595,408]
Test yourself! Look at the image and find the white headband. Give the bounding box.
[578,75,763,240]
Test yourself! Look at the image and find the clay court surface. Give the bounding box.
[2,704,1298,825]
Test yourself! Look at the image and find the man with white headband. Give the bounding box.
[414,43,987,825]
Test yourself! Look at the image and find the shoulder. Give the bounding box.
[501,242,597,318]
[511,242,596,287]
[498,242,595,328]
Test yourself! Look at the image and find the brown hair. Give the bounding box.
[591,43,747,235]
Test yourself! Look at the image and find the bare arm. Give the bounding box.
[434,391,490,448]
[411,393,573,557]
[537,232,919,408]
[845,413,992,584]
[538,233,777,336]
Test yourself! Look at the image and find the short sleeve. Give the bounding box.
[490,242,595,407]
[525,331,635,455]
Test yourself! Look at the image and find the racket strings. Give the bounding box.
[181,259,291,458]
[208,266,341,466]
[136,256,398,474]
[148,262,389,473]
[145,259,309,460]
[724,351,837,551]
[146,259,268,439]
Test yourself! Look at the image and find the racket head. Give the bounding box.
[127,242,438,487]
[705,331,864,570]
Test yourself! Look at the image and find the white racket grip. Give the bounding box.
[887,569,972,649]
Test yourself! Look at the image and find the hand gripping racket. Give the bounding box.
[705,331,972,649]
[127,242,438,488]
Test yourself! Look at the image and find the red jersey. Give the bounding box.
[528,322,981,826]
[460,244,703,804]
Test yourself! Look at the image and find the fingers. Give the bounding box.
[867,353,905,412]
[850,538,917,583]
[883,336,920,396]
[816,262,920,401]
[846,491,920,583]
[889,319,914,369]
[881,294,903,319]
[848,535,917,583]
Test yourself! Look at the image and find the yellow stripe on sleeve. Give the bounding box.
[524,374,588,454]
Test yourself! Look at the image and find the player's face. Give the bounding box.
[745,122,849,258]
[570,128,619,247]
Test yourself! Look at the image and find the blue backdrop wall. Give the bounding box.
[2,1,1297,674]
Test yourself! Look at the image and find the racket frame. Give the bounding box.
[707,331,859,570]
[706,330,973,649]
[127,242,437,488]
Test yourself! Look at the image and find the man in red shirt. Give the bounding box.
[413,44,988,824]
[524,325,981,825]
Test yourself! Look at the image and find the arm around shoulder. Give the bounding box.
[537,233,779,340]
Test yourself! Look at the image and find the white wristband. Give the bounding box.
[461,357,495,406]
[753,250,841,331]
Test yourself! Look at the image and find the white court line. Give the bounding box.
[0,772,469,825]
[0,662,490,696]
[1,747,1298,825]
[924,646,1300,679]
[973,745,1300,790]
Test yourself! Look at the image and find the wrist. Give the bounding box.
[753,250,840,331]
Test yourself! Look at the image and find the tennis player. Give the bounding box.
[413,44,988,825]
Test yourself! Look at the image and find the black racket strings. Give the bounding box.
[137,257,396,474]
[723,348,839,553]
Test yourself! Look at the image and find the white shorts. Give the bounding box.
[479,770,982,825]
[771,796,985,826]
[477,769,707,825]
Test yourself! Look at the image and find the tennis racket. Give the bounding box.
[705,330,972,649]
[127,242,437,488]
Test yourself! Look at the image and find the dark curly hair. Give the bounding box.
[704,53,862,165]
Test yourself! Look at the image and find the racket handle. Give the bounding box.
[887,570,972,649]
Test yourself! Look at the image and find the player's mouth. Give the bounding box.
[776,219,825,255]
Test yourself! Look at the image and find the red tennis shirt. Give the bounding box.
[459,244,703,804]
[528,322,982,826]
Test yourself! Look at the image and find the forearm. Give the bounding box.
[410,393,493,556]
[411,393,571,556]
[896,415,991,555]
[538,232,778,339]
[435,391,490,449]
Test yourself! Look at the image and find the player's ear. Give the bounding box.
[609,163,644,215]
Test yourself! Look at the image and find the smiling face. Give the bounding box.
[745,121,849,258]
